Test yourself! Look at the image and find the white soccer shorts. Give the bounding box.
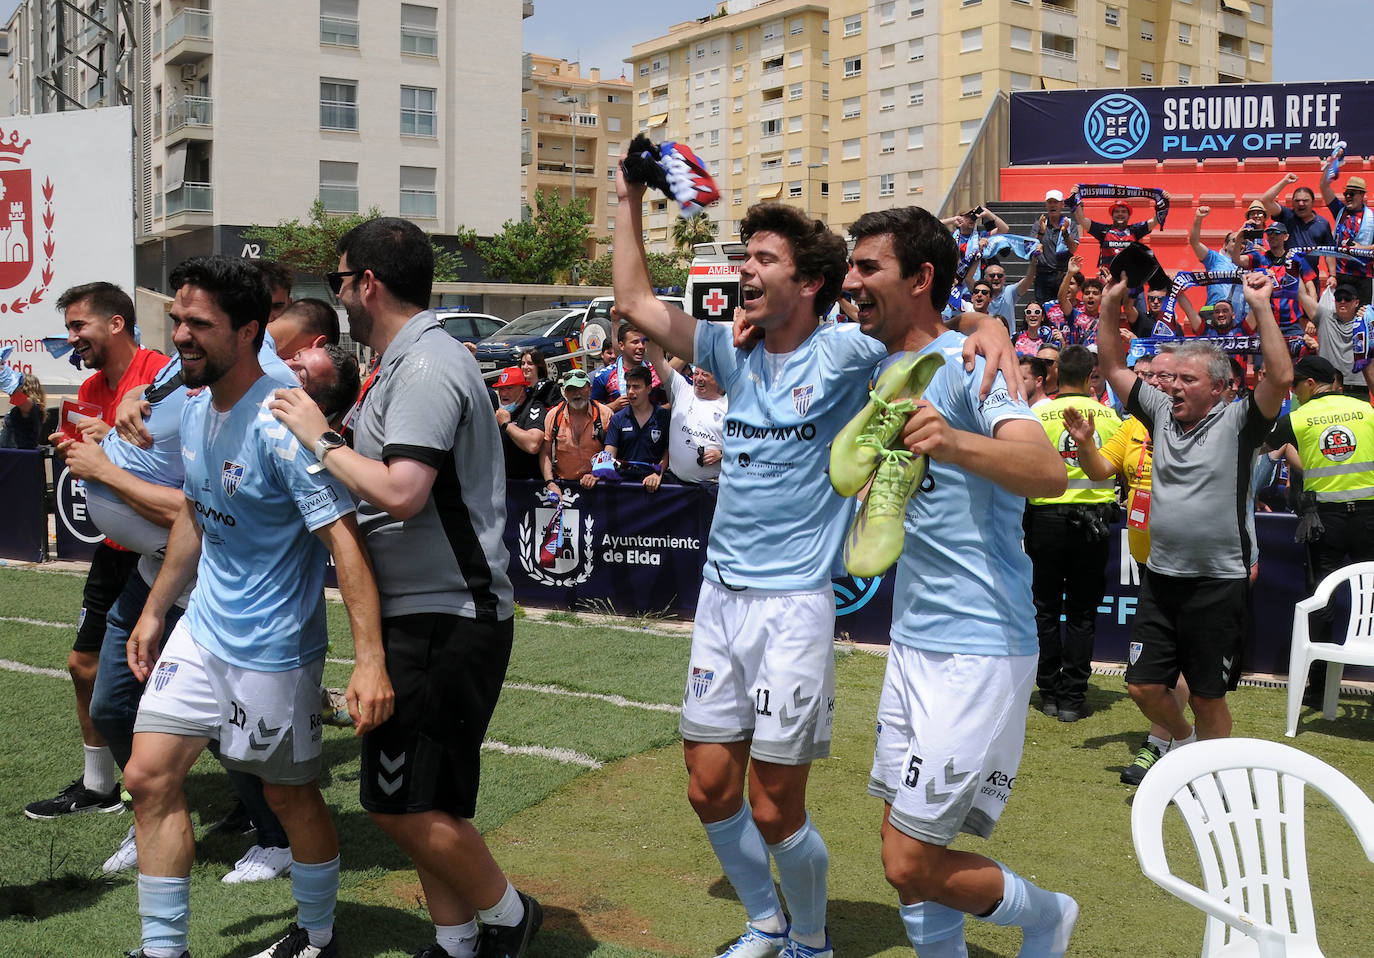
[869,644,1036,845]
[134,620,326,785]
[679,579,836,765]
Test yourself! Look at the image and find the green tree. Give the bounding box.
[580,247,686,291]
[242,199,470,280]
[671,211,718,254]
[476,190,592,284]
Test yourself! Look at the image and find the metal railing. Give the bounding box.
[936,90,1008,220]
[320,15,359,47]
[167,95,212,133]
[166,181,212,215]
[320,99,358,130]
[399,190,437,218]
[319,186,359,214]
[165,7,211,46]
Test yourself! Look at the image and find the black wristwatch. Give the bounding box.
[500,420,512,432]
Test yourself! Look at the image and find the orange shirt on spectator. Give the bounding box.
[543,400,614,480]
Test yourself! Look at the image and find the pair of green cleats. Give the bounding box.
[830,352,945,577]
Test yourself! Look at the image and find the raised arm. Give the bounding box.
[1319,159,1340,207]
[1145,190,1170,232]
[1189,207,1212,263]
[1058,255,1082,316]
[1013,255,1039,297]
[613,163,699,360]
[1244,272,1294,419]
[1096,275,1138,400]
[1262,173,1299,217]
[1177,291,1204,335]
[983,208,1009,235]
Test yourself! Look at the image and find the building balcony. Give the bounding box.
[522,52,533,92]
[164,181,212,230]
[166,96,212,142]
[1040,7,1077,38]
[164,8,211,65]
[523,1,534,19]
[1220,10,1247,37]
[1218,49,1246,77]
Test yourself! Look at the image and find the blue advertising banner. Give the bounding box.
[53,455,103,561]
[502,479,1348,677]
[0,449,47,562]
[1010,81,1373,165]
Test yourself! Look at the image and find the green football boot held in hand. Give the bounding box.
[829,351,945,576]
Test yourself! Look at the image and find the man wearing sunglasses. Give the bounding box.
[981,261,1038,337]
[1319,169,1374,306]
[1308,282,1374,395]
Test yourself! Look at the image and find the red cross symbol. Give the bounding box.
[703,287,728,316]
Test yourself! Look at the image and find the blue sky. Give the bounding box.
[523,0,1366,84]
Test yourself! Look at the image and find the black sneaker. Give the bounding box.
[1120,740,1162,786]
[204,800,255,836]
[125,951,190,958]
[480,893,543,958]
[24,777,124,820]
[1039,697,1059,718]
[248,924,338,958]
[1057,708,1082,723]
[413,947,456,958]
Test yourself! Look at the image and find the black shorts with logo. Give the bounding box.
[1125,569,1249,699]
[359,612,513,818]
[74,542,140,653]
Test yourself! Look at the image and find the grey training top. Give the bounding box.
[351,310,514,621]
[1129,380,1275,579]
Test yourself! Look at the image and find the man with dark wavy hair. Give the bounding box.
[612,161,1020,958]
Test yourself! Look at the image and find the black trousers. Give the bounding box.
[1304,500,1374,693]
[1025,506,1111,712]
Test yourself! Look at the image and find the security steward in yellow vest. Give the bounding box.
[1268,354,1374,703]
[1024,345,1123,722]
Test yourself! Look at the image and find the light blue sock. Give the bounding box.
[767,814,828,940]
[138,874,190,955]
[291,856,340,944]
[703,803,782,923]
[981,864,1078,958]
[900,901,968,958]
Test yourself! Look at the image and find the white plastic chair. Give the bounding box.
[1132,738,1374,957]
[1285,560,1374,737]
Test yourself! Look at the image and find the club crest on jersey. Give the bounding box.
[153,660,178,692]
[1129,641,1143,665]
[792,384,815,416]
[690,666,715,699]
[222,460,246,496]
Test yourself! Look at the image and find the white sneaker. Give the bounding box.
[716,924,791,958]
[222,844,293,884]
[102,825,138,874]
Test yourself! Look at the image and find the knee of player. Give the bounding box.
[123,754,170,806]
[686,777,744,822]
[881,834,946,900]
[67,651,97,681]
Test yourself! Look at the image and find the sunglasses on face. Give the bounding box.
[1344,190,1365,198]
[1335,293,1357,302]
[972,289,991,297]
[326,269,364,294]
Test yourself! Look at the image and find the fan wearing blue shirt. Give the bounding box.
[122,256,390,958]
[844,207,1078,958]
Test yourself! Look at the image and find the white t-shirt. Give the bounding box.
[667,369,728,483]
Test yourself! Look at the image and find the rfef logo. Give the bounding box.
[1084,94,1150,160]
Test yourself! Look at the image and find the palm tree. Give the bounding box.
[672,212,718,255]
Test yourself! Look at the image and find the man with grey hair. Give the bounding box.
[1095,271,1291,755]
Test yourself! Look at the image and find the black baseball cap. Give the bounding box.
[1292,355,1339,384]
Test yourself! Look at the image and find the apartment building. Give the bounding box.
[632,0,1273,246]
[3,0,527,287]
[522,54,633,260]
[629,0,831,251]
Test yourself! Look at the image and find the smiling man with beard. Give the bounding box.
[24,284,169,824]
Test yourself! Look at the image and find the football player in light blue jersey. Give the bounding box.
[122,257,389,958]
[845,207,1078,958]
[613,161,1023,958]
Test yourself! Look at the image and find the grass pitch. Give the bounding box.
[1,565,1372,958]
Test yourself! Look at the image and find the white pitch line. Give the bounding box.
[503,681,681,714]
[482,741,601,768]
[0,658,70,680]
[0,615,70,629]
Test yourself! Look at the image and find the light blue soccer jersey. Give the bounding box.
[885,331,1042,657]
[694,320,886,590]
[179,374,351,671]
[85,340,298,557]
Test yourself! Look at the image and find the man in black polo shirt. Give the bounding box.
[494,366,548,481]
